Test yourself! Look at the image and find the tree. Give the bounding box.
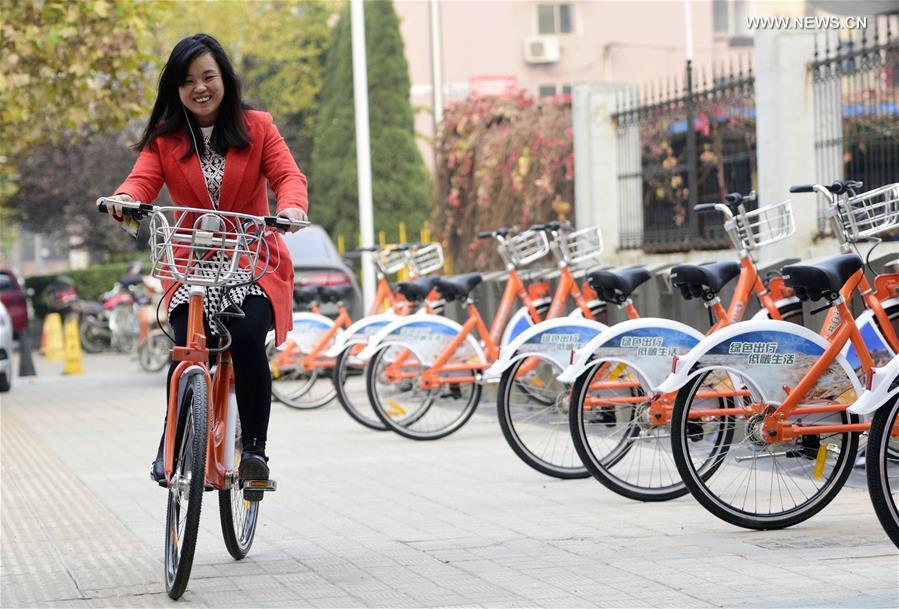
[0,0,160,202]
[311,0,432,245]
[6,126,152,260]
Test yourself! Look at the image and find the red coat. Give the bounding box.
[116,110,308,346]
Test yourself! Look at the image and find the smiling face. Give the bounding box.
[178,52,224,127]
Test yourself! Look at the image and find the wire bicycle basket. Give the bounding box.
[834,183,899,242]
[375,247,409,276]
[407,243,445,276]
[149,207,267,287]
[724,199,795,252]
[558,226,604,267]
[505,229,551,267]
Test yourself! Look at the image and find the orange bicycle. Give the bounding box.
[662,180,899,529]
[99,198,307,598]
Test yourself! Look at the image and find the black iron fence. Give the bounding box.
[615,58,756,253]
[812,15,899,235]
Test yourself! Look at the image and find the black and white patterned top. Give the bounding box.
[168,126,265,330]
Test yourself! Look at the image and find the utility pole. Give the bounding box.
[350,0,376,309]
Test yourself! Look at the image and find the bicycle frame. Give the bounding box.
[164,289,235,490]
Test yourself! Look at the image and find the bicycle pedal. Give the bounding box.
[241,479,276,502]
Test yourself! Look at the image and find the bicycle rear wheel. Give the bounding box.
[498,357,589,479]
[333,345,388,431]
[165,374,208,599]
[367,344,481,440]
[866,394,899,549]
[671,366,858,530]
[219,420,260,559]
[568,360,695,500]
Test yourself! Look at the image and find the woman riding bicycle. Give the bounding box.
[98,33,308,492]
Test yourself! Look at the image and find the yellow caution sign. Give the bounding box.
[62,317,85,375]
[43,313,65,361]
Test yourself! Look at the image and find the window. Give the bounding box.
[713,0,749,37]
[538,84,572,98]
[537,2,574,35]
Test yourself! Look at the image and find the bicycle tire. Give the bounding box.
[333,345,388,431]
[219,419,260,559]
[497,357,590,479]
[671,366,858,530]
[138,330,172,373]
[268,337,336,410]
[366,344,482,440]
[866,394,899,549]
[164,374,208,599]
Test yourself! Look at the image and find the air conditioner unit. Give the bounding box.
[523,35,560,64]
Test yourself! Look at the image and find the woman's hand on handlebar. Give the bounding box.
[276,207,307,233]
[96,194,134,222]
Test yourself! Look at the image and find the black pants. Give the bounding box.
[167,295,273,445]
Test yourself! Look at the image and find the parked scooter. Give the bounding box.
[78,263,149,354]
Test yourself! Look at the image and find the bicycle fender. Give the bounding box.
[485,317,607,379]
[655,320,863,404]
[849,357,899,415]
[279,312,339,353]
[356,312,487,367]
[557,319,704,389]
[749,296,802,320]
[499,300,551,347]
[323,313,397,358]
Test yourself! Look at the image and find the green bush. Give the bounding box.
[26,262,131,318]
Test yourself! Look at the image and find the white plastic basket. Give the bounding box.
[149,207,266,287]
[408,243,445,276]
[376,247,409,276]
[839,183,899,241]
[559,226,604,267]
[724,199,795,252]
[505,229,551,267]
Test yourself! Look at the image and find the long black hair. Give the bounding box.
[134,33,251,158]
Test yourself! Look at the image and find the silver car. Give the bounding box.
[281,225,362,319]
[0,300,13,392]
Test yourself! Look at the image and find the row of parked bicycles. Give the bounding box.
[266,179,899,547]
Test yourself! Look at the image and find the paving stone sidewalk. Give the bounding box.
[1,353,896,608]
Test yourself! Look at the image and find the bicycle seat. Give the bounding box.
[782,254,863,301]
[587,267,651,304]
[435,273,483,301]
[294,286,321,304]
[669,261,741,301]
[318,285,355,303]
[396,276,440,302]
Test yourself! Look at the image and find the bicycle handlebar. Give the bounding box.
[96,197,309,231]
[789,179,863,196]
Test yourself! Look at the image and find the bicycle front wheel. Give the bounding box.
[367,344,481,440]
[671,366,858,530]
[219,420,260,559]
[866,394,899,549]
[497,357,589,479]
[165,374,208,599]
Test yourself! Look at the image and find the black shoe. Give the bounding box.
[150,436,166,487]
[239,439,270,502]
